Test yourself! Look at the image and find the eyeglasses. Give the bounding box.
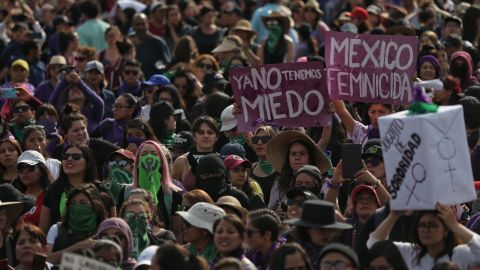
[198,63,213,70]
[108,160,129,167]
[124,69,139,76]
[252,136,271,144]
[287,198,305,207]
[418,222,440,231]
[363,156,382,167]
[246,228,262,238]
[74,56,86,62]
[320,260,353,270]
[112,103,132,110]
[16,164,36,173]
[12,106,31,114]
[61,153,83,161]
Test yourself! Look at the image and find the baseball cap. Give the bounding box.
[176,202,226,233]
[134,245,159,270]
[85,60,104,74]
[143,74,171,86]
[351,184,381,207]
[172,131,194,149]
[107,149,135,162]
[362,139,382,159]
[203,72,228,88]
[220,105,236,132]
[11,59,29,72]
[220,143,246,159]
[17,150,46,166]
[351,7,369,20]
[367,5,382,15]
[224,155,251,169]
[287,187,319,200]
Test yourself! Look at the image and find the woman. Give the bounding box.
[39,145,98,233]
[366,240,409,270]
[172,116,219,191]
[224,155,265,209]
[119,199,174,260]
[367,203,480,269]
[249,126,277,205]
[129,140,182,229]
[212,215,256,270]
[171,68,202,118]
[35,104,62,158]
[192,54,219,85]
[318,243,359,270]
[91,239,123,269]
[162,4,192,51]
[167,36,198,71]
[46,184,106,264]
[151,243,209,270]
[48,71,105,132]
[14,150,52,226]
[0,139,22,185]
[148,101,177,147]
[58,32,79,65]
[99,26,122,69]
[268,242,312,270]
[266,130,331,209]
[92,93,139,145]
[433,75,463,106]
[121,118,157,155]
[303,0,329,46]
[417,55,441,81]
[0,201,23,265]
[34,55,67,103]
[15,223,51,270]
[23,126,61,180]
[258,12,294,64]
[245,209,284,270]
[191,5,225,54]
[295,23,318,59]
[96,218,135,270]
[177,202,226,263]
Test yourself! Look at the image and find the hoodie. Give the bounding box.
[449,51,479,90]
[97,218,137,270]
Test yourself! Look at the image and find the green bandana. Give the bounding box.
[126,213,150,259]
[68,204,97,237]
[108,165,133,205]
[138,154,162,204]
[59,191,67,217]
[266,24,282,55]
[259,159,273,174]
[162,130,175,147]
[230,135,246,146]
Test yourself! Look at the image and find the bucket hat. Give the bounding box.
[177,202,226,233]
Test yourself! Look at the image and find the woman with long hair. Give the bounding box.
[268,242,313,270]
[121,118,157,155]
[258,12,294,64]
[0,201,23,265]
[162,4,192,51]
[368,203,480,269]
[366,240,409,270]
[23,125,61,180]
[15,223,50,270]
[167,36,199,71]
[0,139,22,185]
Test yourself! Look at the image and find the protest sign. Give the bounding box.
[60,252,116,270]
[229,62,331,131]
[379,105,475,210]
[325,32,418,105]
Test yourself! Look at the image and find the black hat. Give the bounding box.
[150,101,175,119]
[284,200,352,229]
[465,86,480,101]
[295,165,323,183]
[286,188,318,200]
[200,4,216,17]
[318,243,359,269]
[0,184,35,215]
[362,139,383,159]
[443,34,463,48]
[172,131,194,149]
[197,154,226,177]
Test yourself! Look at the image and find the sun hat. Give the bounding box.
[0,200,24,226]
[85,60,104,74]
[304,0,324,16]
[176,202,226,233]
[366,4,382,15]
[284,200,352,229]
[261,10,291,33]
[215,196,248,222]
[17,150,46,166]
[220,105,237,132]
[266,130,332,174]
[0,184,35,216]
[212,35,243,54]
[133,245,160,270]
[231,20,256,37]
[318,243,359,269]
[49,55,67,65]
[351,184,381,207]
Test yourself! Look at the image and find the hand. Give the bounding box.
[76,238,96,250]
[65,72,80,84]
[332,160,345,185]
[327,101,335,113]
[354,160,379,186]
[15,86,32,101]
[436,202,458,230]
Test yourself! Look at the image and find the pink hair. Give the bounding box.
[133,140,177,193]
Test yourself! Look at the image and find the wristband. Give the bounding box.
[327,181,342,189]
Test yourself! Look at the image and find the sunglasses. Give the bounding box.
[252,136,272,144]
[12,106,31,114]
[287,198,305,207]
[363,156,382,167]
[61,153,83,161]
[16,164,36,173]
[246,228,261,238]
[124,69,139,75]
[108,160,129,167]
[198,63,213,70]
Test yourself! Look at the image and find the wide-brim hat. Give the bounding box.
[0,201,24,225]
[231,19,256,37]
[215,196,248,222]
[304,0,324,16]
[266,130,332,174]
[261,11,291,33]
[284,200,352,229]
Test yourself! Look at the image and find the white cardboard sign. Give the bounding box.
[60,252,116,270]
[379,105,476,210]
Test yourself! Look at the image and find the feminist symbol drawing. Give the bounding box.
[141,156,159,184]
[405,163,426,205]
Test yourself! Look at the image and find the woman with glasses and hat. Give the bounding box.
[266,130,331,211]
[177,202,225,264]
[0,200,23,265]
[284,200,353,270]
[303,0,329,46]
[13,150,52,226]
[258,11,294,64]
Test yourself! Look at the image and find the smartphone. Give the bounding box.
[341,143,362,179]
[27,32,43,40]
[1,88,17,99]
[61,65,75,74]
[31,253,46,270]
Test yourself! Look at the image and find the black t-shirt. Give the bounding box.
[43,178,70,226]
[191,26,226,54]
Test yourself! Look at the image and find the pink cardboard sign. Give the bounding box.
[325,31,418,105]
[229,62,332,132]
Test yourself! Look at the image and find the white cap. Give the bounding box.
[133,245,159,270]
[220,105,237,132]
[17,150,46,166]
[176,202,226,233]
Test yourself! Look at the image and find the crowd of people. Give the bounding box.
[0,0,479,269]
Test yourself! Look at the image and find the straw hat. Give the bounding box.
[261,10,291,33]
[0,201,23,226]
[304,0,324,16]
[231,19,256,37]
[266,130,331,174]
[215,196,248,222]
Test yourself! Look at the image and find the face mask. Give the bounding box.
[138,154,162,204]
[266,24,282,54]
[196,174,225,201]
[108,164,133,205]
[126,213,150,259]
[127,136,145,146]
[68,203,97,236]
